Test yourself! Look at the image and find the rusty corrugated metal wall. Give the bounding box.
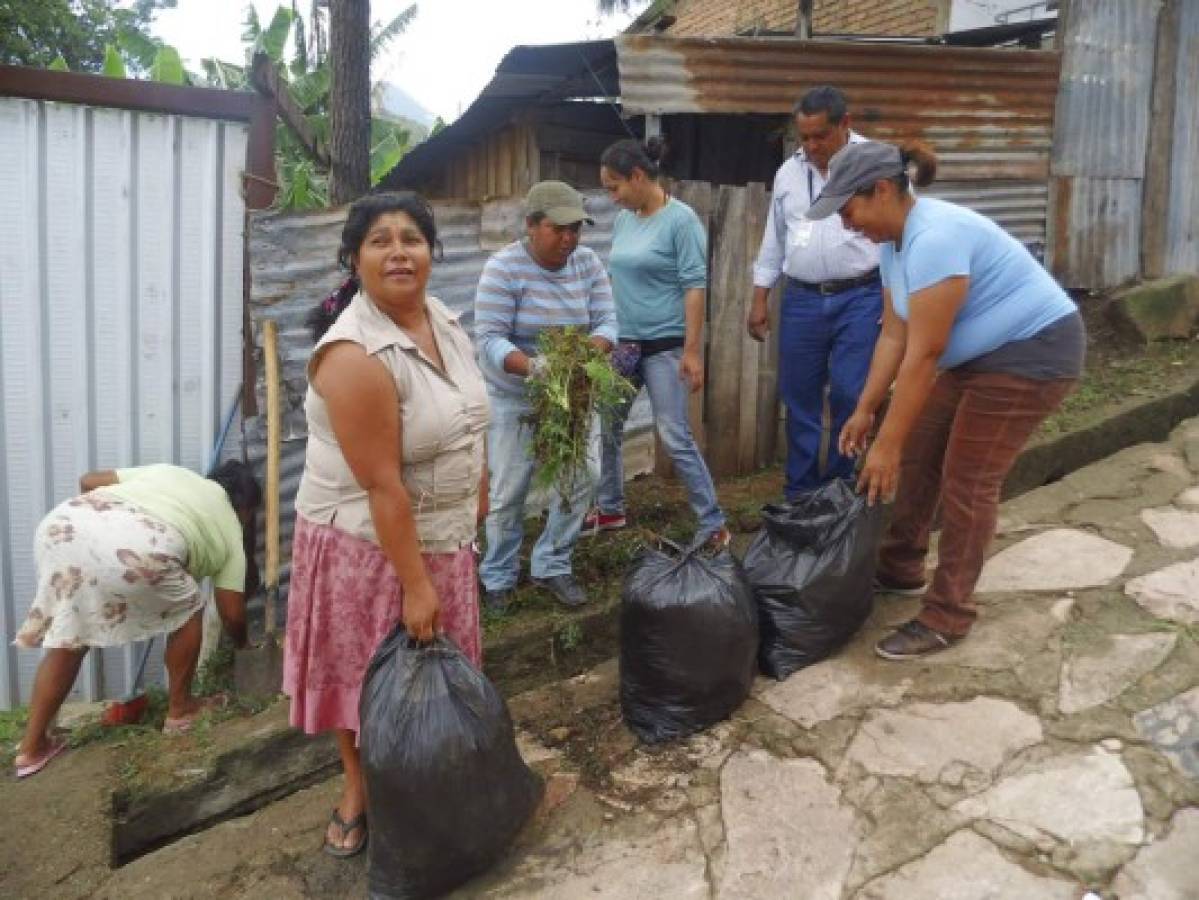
[1047,0,1162,289]
[616,35,1061,182]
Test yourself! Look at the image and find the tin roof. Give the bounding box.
[616,34,1060,181]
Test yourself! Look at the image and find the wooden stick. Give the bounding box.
[262,319,281,636]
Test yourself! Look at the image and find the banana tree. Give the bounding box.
[202,2,418,209]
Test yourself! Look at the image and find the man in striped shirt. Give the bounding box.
[474,180,618,612]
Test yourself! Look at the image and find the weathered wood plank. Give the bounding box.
[705,184,748,478]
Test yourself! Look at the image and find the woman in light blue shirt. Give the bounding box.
[587,138,728,548]
[807,140,1084,661]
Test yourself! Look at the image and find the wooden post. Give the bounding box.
[762,281,781,467]
[262,320,281,636]
[705,184,748,478]
[497,128,515,198]
[1141,0,1181,280]
[654,181,714,476]
[795,0,814,38]
[738,182,768,474]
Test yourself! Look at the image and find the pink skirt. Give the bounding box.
[283,515,481,735]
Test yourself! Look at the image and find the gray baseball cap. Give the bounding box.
[524,180,594,226]
[806,142,904,220]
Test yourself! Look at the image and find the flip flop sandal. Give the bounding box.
[162,693,230,736]
[15,737,68,779]
[323,809,368,858]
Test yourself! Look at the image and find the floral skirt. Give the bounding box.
[283,514,481,736]
[15,493,201,650]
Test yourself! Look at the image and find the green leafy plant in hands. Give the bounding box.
[524,328,634,510]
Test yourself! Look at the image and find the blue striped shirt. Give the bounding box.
[474,240,619,399]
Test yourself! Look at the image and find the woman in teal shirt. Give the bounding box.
[807,140,1084,660]
[590,138,729,548]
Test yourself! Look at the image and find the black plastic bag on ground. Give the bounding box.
[744,479,886,680]
[620,540,758,744]
[360,631,543,900]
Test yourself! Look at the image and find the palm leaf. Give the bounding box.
[102,45,127,78]
[291,63,331,111]
[258,6,295,65]
[370,127,409,185]
[201,58,246,90]
[117,28,161,71]
[150,46,187,84]
[370,4,418,60]
[48,54,69,72]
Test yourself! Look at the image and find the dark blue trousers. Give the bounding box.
[778,278,883,497]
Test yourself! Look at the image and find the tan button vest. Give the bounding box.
[295,293,490,552]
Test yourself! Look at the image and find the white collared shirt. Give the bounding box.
[752,131,881,287]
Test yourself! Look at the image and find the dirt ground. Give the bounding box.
[2,299,1197,898]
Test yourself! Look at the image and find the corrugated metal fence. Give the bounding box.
[1049,0,1198,288]
[244,191,650,607]
[0,96,247,708]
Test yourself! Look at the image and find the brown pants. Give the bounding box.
[879,370,1076,636]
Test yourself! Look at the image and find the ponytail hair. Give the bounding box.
[600,136,668,180]
[306,275,360,342]
[898,140,937,189]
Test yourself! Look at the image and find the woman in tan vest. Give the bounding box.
[284,192,490,857]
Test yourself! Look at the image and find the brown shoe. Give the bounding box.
[875,620,961,661]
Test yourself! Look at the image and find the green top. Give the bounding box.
[99,464,247,591]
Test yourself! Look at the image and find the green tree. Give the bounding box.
[199,3,418,210]
[0,0,176,73]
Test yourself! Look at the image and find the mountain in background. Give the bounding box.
[372,81,437,141]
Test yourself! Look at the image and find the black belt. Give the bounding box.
[789,269,880,296]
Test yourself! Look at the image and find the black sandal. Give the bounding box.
[323,808,368,858]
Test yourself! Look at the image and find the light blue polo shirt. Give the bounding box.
[881,198,1077,370]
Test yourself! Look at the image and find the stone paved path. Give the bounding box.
[89,418,1199,898]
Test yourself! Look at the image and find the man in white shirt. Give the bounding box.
[747,85,882,498]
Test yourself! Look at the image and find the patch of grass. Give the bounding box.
[0,707,29,769]
[194,640,235,697]
[1039,338,1199,437]
[553,619,584,652]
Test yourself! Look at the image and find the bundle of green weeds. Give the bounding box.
[524,328,635,507]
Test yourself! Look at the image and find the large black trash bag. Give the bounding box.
[744,479,886,680]
[620,539,758,744]
[360,631,543,900]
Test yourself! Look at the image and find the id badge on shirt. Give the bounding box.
[788,217,815,251]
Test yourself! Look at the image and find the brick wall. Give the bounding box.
[663,0,948,37]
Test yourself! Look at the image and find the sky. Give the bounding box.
[152,0,646,123]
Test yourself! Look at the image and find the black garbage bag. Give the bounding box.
[360,631,543,900]
[620,540,758,744]
[744,479,886,680]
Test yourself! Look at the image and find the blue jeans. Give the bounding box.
[480,393,595,591]
[778,278,882,497]
[596,346,725,538]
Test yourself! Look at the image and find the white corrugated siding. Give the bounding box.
[0,97,246,708]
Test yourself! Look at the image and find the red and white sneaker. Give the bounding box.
[581,509,627,535]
